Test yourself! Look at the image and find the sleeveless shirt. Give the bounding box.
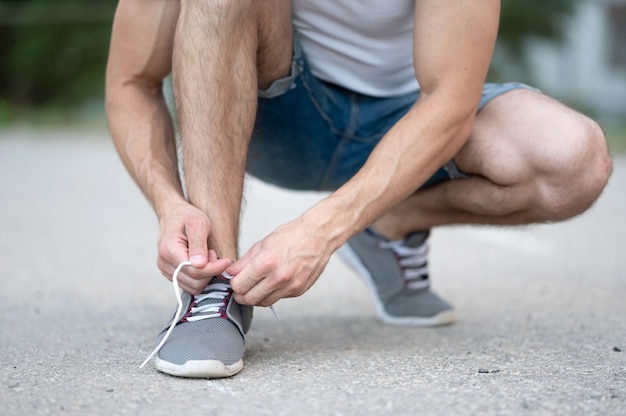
[293,0,419,97]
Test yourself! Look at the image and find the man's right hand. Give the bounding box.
[157,202,233,295]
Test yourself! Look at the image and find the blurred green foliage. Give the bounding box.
[0,0,577,125]
[0,0,117,123]
[606,125,626,154]
[499,0,575,59]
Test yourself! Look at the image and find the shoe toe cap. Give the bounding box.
[157,318,245,366]
[386,289,454,319]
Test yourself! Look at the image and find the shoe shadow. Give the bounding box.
[244,313,457,369]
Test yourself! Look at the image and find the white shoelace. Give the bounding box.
[140,261,279,368]
[378,240,430,290]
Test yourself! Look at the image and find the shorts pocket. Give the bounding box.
[258,62,298,99]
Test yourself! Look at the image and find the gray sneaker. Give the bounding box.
[153,276,253,378]
[337,228,456,326]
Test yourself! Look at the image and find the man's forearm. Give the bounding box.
[106,82,186,217]
[301,0,497,251]
[105,0,185,218]
[301,93,475,251]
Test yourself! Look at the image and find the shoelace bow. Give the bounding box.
[140,261,279,368]
[378,240,430,290]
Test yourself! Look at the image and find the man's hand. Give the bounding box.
[157,202,233,295]
[227,218,333,307]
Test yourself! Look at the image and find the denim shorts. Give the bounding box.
[247,33,538,192]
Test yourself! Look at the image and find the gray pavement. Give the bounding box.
[0,127,625,416]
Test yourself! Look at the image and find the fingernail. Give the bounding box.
[190,255,205,264]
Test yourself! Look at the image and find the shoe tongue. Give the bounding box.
[196,276,231,307]
[404,230,430,248]
[211,275,230,285]
[366,227,429,248]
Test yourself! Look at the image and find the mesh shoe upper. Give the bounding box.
[338,228,456,325]
[155,276,253,368]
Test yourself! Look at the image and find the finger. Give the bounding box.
[226,244,261,276]
[158,237,189,275]
[207,249,219,263]
[161,250,233,283]
[207,250,235,274]
[185,217,210,268]
[158,255,199,280]
[233,277,270,306]
[236,286,282,308]
[257,291,283,308]
[158,256,177,280]
[250,270,313,307]
[229,256,271,297]
[233,261,293,306]
[233,272,291,307]
[161,265,212,295]
[202,257,235,278]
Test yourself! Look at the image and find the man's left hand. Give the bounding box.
[227,218,332,307]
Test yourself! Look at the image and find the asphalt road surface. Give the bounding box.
[1,128,624,415]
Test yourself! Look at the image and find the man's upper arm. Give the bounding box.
[413,0,499,111]
[106,0,179,93]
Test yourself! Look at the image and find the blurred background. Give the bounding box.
[0,0,624,151]
[1,3,625,413]
[0,0,116,128]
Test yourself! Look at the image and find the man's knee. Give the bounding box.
[538,116,612,221]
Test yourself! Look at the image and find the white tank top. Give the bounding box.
[293,0,418,97]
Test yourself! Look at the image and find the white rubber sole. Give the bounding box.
[336,244,457,327]
[154,358,243,379]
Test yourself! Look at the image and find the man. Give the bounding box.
[105,0,612,379]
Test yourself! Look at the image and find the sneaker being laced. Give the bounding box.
[140,261,253,379]
[338,229,456,326]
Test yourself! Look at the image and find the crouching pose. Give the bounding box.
[105,0,611,378]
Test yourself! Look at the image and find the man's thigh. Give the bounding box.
[256,0,293,89]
